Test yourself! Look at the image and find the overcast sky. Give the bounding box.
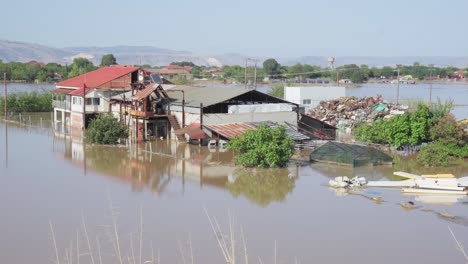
[2,0,468,57]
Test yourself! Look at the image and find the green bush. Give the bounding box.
[86,114,128,145]
[417,142,468,167]
[0,92,52,112]
[227,124,295,168]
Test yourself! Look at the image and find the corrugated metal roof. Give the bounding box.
[250,121,310,141]
[166,86,255,107]
[205,122,309,141]
[132,84,157,100]
[174,123,206,139]
[56,65,139,89]
[204,123,256,139]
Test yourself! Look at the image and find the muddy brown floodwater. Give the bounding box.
[1,119,467,264]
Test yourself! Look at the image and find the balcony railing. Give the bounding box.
[122,107,166,118]
[52,100,70,110]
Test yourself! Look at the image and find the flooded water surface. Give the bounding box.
[1,121,467,264]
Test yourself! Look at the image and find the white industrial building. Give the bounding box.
[284,86,346,111]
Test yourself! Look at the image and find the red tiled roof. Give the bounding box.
[204,123,256,139]
[56,66,139,88]
[69,86,91,95]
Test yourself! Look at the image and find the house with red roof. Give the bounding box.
[52,65,144,131]
[52,65,184,142]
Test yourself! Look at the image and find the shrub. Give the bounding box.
[417,142,468,167]
[227,124,295,168]
[0,92,52,112]
[86,114,128,144]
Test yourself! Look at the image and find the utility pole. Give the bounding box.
[336,70,339,86]
[428,64,434,104]
[244,59,248,89]
[396,64,402,104]
[254,61,257,90]
[3,72,7,120]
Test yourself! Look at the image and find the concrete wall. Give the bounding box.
[71,90,112,113]
[228,103,292,113]
[284,86,346,110]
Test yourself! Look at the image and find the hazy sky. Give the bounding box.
[2,0,468,57]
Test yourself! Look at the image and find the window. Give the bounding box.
[85,98,100,105]
[303,99,311,104]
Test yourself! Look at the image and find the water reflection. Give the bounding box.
[55,138,233,193]
[53,136,298,205]
[227,168,296,206]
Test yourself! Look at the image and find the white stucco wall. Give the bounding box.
[284,86,346,110]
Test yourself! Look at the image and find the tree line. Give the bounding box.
[1,55,467,84]
[0,54,117,83]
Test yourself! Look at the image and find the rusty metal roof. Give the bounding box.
[205,122,309,141]
[132,84,158,100]
[51,88,74,94]
[174,123,206,139]
[204,123,256,139]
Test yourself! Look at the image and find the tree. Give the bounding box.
[227,124,295,168]
[86,113,128,144]
[170,61,195,67]
[68,58,96,78]
[267,83,284,98]
[100,54,117,67]
[263,58,282,78]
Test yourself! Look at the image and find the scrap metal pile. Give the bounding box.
[307,96,407,129]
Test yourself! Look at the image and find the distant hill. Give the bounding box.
[1,39,468,68]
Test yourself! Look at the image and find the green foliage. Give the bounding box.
[267,83,284,98]
[170,75,191,85]
[227,124,295,168]
[417,142,468,167]
[430,113,466,146]
[0,92,52,112]
[100,54,117,66]
[263,58,282,78]
[417,144,451,166]
[86,113,128,145]
[169,61,195,67]
[68,58,96,78]
[354,104,437,148]
[222,65,244,82]
[409,104,433,145]
[226,168,295,206]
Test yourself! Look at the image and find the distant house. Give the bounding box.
[449,71,465,80]
[27,60,46,67]
[207,67,223,78]
[151,68,193,80]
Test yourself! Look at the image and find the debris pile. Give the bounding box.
[307,96,408,129]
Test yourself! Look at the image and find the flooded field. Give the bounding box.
[1,120,467,264]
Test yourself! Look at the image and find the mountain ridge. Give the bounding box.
[2,39,468,68]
